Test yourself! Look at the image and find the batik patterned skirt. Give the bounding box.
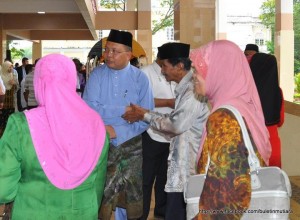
[99,135,143,220]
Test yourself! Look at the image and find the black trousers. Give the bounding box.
[165,192,186,220]
[141,132,169,220]
[16,89,23,112]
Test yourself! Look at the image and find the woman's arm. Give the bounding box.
[0,115,22,203]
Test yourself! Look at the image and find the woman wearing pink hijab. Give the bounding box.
[190,40,271,220]
[0,54,109,219]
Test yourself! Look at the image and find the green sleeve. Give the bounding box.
[95,133,110,206]
[0,114,22,204]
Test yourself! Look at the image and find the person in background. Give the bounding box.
[20,70,28,110]
[123,42,210,220]
[130,57,140,68]
[0,53,109,219]
[4,58,19,112]
[190,40,271,219]
[79,62,87,91]
[0,59,18,219]
[16,57,29,111]
[139,50,176,220]
[244,44,259,63]
[24,64,38,109]
[0,61,18,137]
[73,58,85,97]
[14,63,19,69]
[83,29,154,220]
[244,43,284,167]
[0,73,5,109]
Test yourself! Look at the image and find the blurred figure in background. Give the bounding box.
[0,73,5,109]
[14,63,19,70]
[244,43,284,167]
[73,58,86,97]
[16,57,29,111]
[24,64,38,109]
[130,57,140,68]
[0,61,18,137]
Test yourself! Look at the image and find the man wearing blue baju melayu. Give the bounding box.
[83,29,154,220]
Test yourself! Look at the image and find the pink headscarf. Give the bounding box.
[190,40,271,165]
[25,54,106,189]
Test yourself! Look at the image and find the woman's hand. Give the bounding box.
[105,125,116,139]
[122,103,148,123]
[9,79,16,85]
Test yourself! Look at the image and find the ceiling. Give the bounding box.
[0,0,98,41]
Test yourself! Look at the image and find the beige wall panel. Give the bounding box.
[31,30,94,40]
[280,113,300,176]
[95,12,138,30]
[136,30,152,64]
[95,11,151,30]
[174,0,215,49]
[138,11,151,29]
[6,30,31,40]
[3,14,88,30]
[32,42,42,62]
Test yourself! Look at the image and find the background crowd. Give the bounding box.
[0,28,283,220]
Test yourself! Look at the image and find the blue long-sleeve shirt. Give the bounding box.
[83,63,154,146]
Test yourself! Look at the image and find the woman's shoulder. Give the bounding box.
[4,112,28,135]
[9,112,27,122]
[208,108,239,129]
[211,107,236,118]
[1,113,29,151]
[206,108,242,145]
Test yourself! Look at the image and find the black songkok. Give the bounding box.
[107,29,133,48]
[245,44,259,52]
[158,43,190,60]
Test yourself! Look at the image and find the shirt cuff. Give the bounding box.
[144,112,154,123]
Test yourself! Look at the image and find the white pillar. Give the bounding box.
[215,0,227,40]
[275,0,294,101]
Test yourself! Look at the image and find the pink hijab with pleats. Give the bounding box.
[24,54,106,189]
[190,40,271,165]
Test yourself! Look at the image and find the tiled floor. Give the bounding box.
[1,176,300,219]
